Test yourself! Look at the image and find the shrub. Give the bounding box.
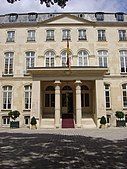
[30,116,37,125]
[8,110,20,121]
[115,111,124,119]
[100,116,106,125]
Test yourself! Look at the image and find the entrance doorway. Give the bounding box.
[61,85,74,128]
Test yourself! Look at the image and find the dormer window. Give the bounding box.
[28,13,38,21]
[115,12,124,21]
[95,12,104,21]
[9,13,18,22]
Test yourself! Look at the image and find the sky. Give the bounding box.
[0,0,127,15]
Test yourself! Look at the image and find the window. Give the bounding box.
[118,30,127,41]
[78,50,89,66]
[98,50,108,67]
[107,115,111,123]
[81,85,89,107]
[24,85,32,109]
[45,86,55,107]
[28,13,38,21]
[2,116,10,125]
[27,30,35,41]
[122,84,127,107]
[46,30,54,41]
[25,51,35,69]
[6,31,15,42]
[4,52,13,75]
[104,84,111,109]
[2,86,12,109]
[95,12,104,21]
[120,50,127,73]
[9,13,18,22]
[45,51,55,67]
[98,30,106,41]
[24,116,30,125]
[62,29,71,40]
[78,29,87,40]
[115,13,124,21]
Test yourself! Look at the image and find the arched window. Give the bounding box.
[81,85,89,107]
[78,50,88,66]
[61,51,67,67]
[24,85,32,109]
[98,50,108,67]
[104,84,111,109]
[25,51,35,69]
[122,84,127,107]
[61,50,72,67]
[120,50,127,73]
[62,85,72,91]
[4,52,14,75]
[2,86,12,109]
[45,86,55,107]
[45,51,55,67]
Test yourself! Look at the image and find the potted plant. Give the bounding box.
[30,116,37,129]
[115,111,126,127]
[8,110,20,128]
[100,116,107,128]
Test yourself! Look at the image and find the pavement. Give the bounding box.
[0,127,127,169]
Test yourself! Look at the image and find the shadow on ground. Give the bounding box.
[0,132,127,169]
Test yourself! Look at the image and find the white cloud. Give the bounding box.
[0,0,127,14]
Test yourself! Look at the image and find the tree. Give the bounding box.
[8,110,20,121]
[7,0,69,8]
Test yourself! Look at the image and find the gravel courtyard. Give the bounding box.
[0,128,127,169]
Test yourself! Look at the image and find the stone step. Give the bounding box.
[82,118,96,128]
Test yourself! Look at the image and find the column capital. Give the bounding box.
[54,80,61,85]
[75,80,82,85]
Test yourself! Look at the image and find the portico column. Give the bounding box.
[31,80,41,128]
[75,80,82,128]
[95,79,106,127]
[54,80,61,128]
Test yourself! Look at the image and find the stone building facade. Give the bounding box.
[0,12,127,128]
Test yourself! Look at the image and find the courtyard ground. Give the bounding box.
[0,127,127,169]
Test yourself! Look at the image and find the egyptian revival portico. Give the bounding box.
[28,66,107,128]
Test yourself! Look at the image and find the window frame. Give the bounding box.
[98,30,106,41]
[104,84,111,109]
[25,51,35,70]
[4,52,14,75]
[62,29,71,40]
[98,50,108,67]
[46,30,54,41]
[6,31,15,42]
[27,30,36,42]
[45,51,55,67]
[118,30,127,41]
[78,29,87,40]
[24,85,32,110]
[2,86,12,110]
[120,50,127,73]
[122,84,127,108]
[78,50,89,66]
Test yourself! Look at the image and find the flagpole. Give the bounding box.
[66,36,71,70]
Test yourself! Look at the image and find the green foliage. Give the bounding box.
[115,111,124,119]
[8,110,20,121]
[30,116,37,125]
[7,0,69,8]
[100,116,106,125]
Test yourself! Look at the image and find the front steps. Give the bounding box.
[40,117,96,129]
[82,118,96,128]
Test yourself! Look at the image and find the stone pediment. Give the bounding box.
[42,14,94,25]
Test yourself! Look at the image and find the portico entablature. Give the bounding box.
[27,66,108,81]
